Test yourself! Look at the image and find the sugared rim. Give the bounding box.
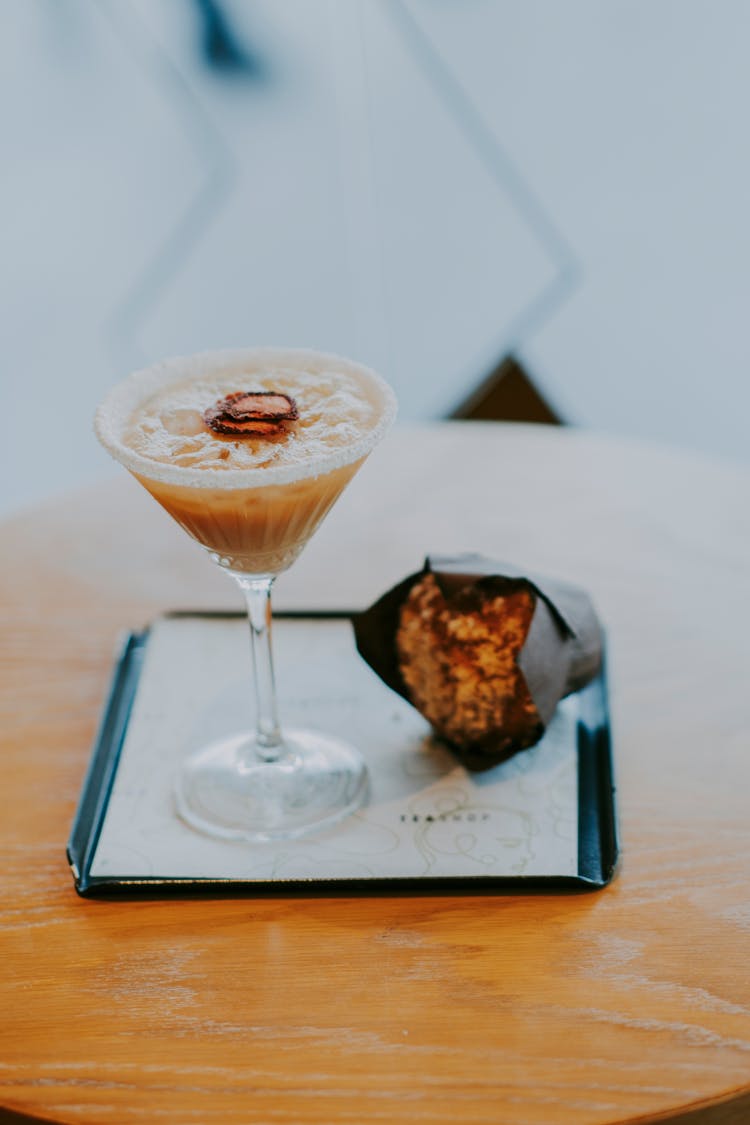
[94,347,397,489]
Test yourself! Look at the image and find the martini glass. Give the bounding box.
[95,347,396,842]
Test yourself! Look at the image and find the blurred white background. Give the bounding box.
[2,0,749,518]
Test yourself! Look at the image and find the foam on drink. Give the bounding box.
[122,367,380,474]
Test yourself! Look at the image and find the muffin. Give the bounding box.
[396,571,543,762]
[353,555,603,769]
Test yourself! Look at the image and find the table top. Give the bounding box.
[2,422,750,1125]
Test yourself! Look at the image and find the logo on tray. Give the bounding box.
[400,811,492,823]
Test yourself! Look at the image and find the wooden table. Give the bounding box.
[2,423,750,1125]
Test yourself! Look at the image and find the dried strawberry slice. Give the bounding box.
[207,417,284,437]
[204,390,298,437]
[223,391,298,421]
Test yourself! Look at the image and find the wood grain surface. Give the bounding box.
[1,423,749,1125]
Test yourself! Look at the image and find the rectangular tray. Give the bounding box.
[68,612,618,895]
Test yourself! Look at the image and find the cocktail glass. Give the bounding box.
[95,347,396,842]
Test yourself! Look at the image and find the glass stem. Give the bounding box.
[236,575,283,762]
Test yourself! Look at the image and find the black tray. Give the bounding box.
[67,612,618,896]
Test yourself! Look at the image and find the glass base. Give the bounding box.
[174,728,368,843]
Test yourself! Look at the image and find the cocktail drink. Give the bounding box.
[95,347,396,841]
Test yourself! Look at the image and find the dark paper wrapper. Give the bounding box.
[352,554,604,770]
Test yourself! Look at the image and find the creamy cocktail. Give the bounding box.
[95,348,396,842]
[96,350,394,575]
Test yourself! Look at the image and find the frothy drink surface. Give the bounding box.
[123,367,380,475]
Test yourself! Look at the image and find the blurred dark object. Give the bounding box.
[452,354,562,424]
[193,0,266,77]
[0,1109,48,1124]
